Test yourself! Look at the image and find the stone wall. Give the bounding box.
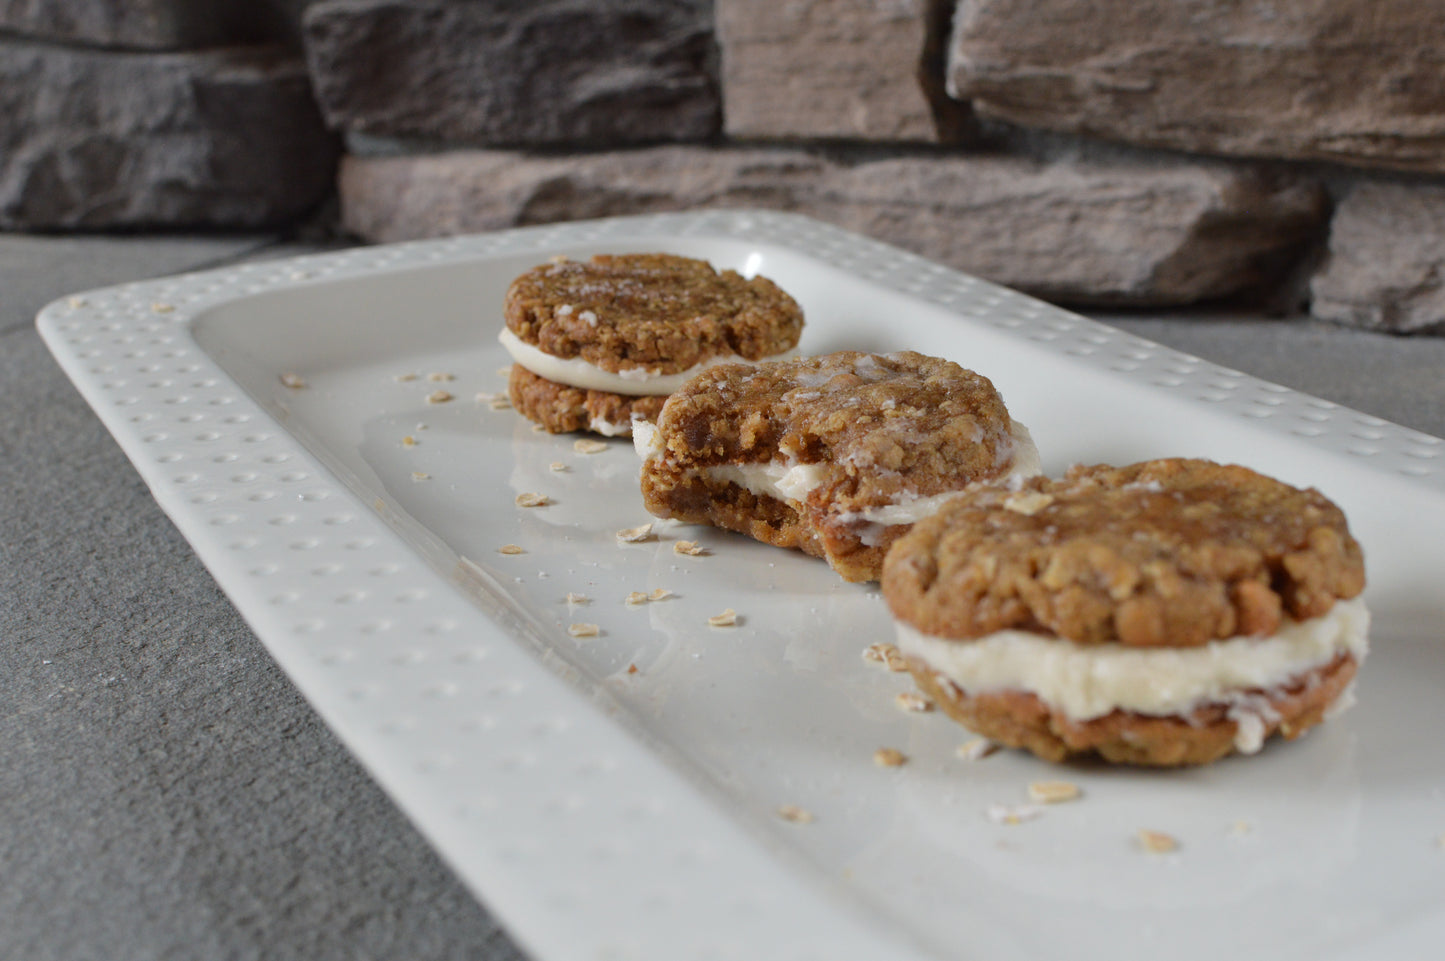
[0,0,333,229]
[5,0,1445,332]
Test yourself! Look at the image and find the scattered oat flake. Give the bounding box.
[151,302,175,314]
[401,435,418,447]
[474,391,500,403]
[625,591,650,606]
[515,492,551,508]
[956,738,999,761]
[531,423,548,433]
[426,389,454,404]
[895,691,934,713]
[567,623,599,638]
[708,608,738,627]
[549,461,568,472]
[862,642,896,666]
[1028,780,1082,804]
[874,747,908,767]
[394,372,418,382]
[488,398,513,410]
[411,471,431,482]
[565,592,589,605]
[497,365,513,377]
[498,544,525,555]
[280,372,307,389]
[573,438,608,454]
[674,540,708,556]
[427,372,455,382]
[648,588,673,601]
[615,523,654,543]
[987,803,1044,825]
[1137,829,1179,853]
[777,805,814,824]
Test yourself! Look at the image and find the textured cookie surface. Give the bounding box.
[882,458,1366,647]
[640,350,1026,581]
[503,253,804,375]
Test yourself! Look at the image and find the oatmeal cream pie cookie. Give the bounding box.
[500,253,804,437]
[881,458,1369,766]
[635,350,1040,583]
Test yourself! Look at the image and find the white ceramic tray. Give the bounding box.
[39,211,1445,961]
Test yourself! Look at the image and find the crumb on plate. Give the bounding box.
[873,747,907,767]
[1137,829,1179,853]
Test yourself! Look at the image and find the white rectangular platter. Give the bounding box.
[39,211,1445,961]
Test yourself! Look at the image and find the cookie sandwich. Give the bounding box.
[636,350,1040,582]
[881,458,1369,766]
[500,253,804,437]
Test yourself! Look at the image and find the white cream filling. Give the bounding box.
[895,596,1370,743]
[635,418,1040,541]
[500,328,796,397]
[632,417,662,459]
[704,460,831,504]
[588,416,632,437]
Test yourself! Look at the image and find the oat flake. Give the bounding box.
[1138,829,1179,853]
[777,805,814,824]
[615,523,654,543]
[707,608,738,627]
[956,738,999,761]
[1028,780,1081,804]
[895,691,934,713]
[873,747,907,767]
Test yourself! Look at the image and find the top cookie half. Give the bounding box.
[502,253,804,377]
[882,458,1366,647]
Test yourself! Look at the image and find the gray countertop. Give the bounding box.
[4,235,1442,961]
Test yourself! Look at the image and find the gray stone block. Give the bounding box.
[717,0,970,143]
[338,146,1326,306]
[948,0,1445,174]
[0,0,309,50]
[1310,181,1445,334]
[0,39,338,229]
[302,0,720,146]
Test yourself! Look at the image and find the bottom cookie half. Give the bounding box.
[908,652,1359,766]
[508,365,665,437]
[639,473,908,582]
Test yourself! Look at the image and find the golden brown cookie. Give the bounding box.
[881,458,1369,765]
[500,253,804,436]
[637,350,1039,582]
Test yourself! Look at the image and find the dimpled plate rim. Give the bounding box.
[36,210,1445,961]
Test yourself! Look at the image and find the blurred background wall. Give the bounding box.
[4,0,1443,332]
